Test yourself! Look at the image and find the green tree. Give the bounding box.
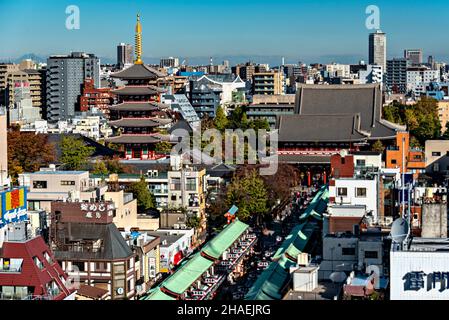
[372,140,385,153]
[92,160,108,175]
[129,177,156,211]
[155,141,173,154]
[60,136,95,170]
[186,215,201,230]
[214,106,228,131]
[226,169,268,224]
[442,122,449,139]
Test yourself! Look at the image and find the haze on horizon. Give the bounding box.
[1,0,449,65]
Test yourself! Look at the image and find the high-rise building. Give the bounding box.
[24,69,44,108]
[46,52,100,122]
[386,58,407,94]
[404,49,423,66]
[369,30,387,72]
[117,43,133,69]
[160,57,180,68]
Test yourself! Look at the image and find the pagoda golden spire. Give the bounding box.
[134,13,143,64]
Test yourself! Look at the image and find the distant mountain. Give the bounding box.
[14,53,47,64]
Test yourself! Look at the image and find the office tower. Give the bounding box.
[46,52,100,122]
[160,57,180,68]
[404,49,423,66]
[117,43,133,69]
[369,30,387,71]
[386,58,407,94]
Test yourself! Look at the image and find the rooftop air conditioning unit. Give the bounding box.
[180,224,187,229]
[173,224,180,230]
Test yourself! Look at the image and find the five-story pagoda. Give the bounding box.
[106,14,172,160]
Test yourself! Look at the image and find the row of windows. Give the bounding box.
[341,248,378,258]
[33,180,76,189]
[337,187,367,198]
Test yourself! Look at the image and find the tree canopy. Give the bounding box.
[7,129,56,181]
[383,97,441,146]
[129,177,156,211]
[226,169,268,223]
[60,136,95,170]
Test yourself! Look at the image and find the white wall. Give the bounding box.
[329,178,378,222]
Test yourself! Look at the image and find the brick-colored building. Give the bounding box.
[385,131,425,177]
[79,78,114,113]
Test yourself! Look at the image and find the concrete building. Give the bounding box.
[404,49,423,66]
[425,140,449,174]
[160,57,179,69]
[19,167,107,213]
[324,63,351,79]
[46,52,100,122]
[386,58,407,94]
[358,65,383,84]
[421,203,447,238]
[24,69,44,108]
[0,64,20,107]
[320,232,385,280]
[252,70,284,95]
[407,67,440,94]
[188,74,245,118]
[369,30,387,72]
[117,43,133,69]
[247,94,295,129]
[8,81,41,125]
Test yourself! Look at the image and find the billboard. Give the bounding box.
[0,187,28,227]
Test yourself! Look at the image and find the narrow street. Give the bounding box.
[215,185,319,300]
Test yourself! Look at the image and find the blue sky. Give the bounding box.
[1,0,449,64]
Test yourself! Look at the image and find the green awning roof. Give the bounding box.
[245,263,290,300]
[143,288,176,300]
[202,220,249,260]
[162,253,214,295]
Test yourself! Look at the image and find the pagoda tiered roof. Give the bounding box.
[111,86,160,96]
[105,133,170,144]
[109,117,172,128]
[110,64,166,80]
[109,102,163,112]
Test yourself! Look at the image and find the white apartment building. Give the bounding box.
[359,65,383,84]
[407,68,440,93]
[325,63,350,78]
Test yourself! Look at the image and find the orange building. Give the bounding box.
[385,131,425,177]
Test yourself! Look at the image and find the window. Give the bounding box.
[341,158,346,165]
[356,159,366,167]
[95,262,107,271]
[356,188,367,198]
[170,178,181,191]
[33,181,47,189]
[337,188,348,197]
[391,159,397,164]
[186,178,197,191]
[365,251,379,259]
[43,252,53,264]
[432,151,442,157]
[61,181,75,186]
[342,248,356,256]
[33,257,44,270]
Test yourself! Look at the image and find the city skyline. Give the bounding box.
[2,0,449,65]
